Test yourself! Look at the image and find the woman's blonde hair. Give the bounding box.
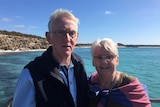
[91,38,119,57]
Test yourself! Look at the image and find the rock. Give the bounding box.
[0,31,50,50]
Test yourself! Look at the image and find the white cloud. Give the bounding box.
[28,26,38,29]
[15,16,23,18]
[1,18,12,22]
[105,11,113,15]
[13,24,25,28]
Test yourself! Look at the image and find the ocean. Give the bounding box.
[0,47,160,107]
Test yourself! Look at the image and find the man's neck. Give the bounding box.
[52,51,71,67]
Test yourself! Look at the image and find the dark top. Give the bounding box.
[88,72,135,107]
[25,46,89,107]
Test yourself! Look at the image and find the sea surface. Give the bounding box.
[0,47,160,107]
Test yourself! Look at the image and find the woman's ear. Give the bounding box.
[116,57,119,66]
[92,58,95,67]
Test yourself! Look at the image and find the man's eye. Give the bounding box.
[58,31,66,34]
[69,31,76,35]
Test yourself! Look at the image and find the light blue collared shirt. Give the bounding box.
[59,62,77,107]
[12,62,77,107]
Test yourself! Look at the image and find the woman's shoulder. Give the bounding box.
[115,71,135,88]
[120,72,135,81]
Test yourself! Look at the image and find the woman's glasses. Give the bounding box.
[93,54,116,62]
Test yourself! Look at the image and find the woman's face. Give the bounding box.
[92,46,118,76]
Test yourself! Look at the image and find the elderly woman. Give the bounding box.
[88,38,151,107]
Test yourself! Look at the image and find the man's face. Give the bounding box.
[46,17,78,57]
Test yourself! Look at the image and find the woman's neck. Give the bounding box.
[98,71,118,89]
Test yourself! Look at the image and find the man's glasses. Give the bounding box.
[50,30,78,38]
[93,54,116,62]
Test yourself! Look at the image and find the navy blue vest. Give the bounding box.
[25,46,89,107]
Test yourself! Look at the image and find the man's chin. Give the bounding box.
[63,51,72,56]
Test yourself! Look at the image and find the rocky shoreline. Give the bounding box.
[0,34,50,50]
[0,30,160,52]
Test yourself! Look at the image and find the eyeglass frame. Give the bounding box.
[49,30,78,38]
[93,54,117,62]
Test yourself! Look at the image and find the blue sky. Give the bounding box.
[0,0,160,45]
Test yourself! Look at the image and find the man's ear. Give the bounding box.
[76,33,79,39]
[46,32,52,44]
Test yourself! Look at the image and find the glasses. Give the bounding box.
[93,54,116,62]
[50,30,78,38]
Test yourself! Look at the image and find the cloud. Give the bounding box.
[11,24,38,30]
[28,26,38,29]
[13,24,25,28]
[105,11,113,15]
[15,16,23,19]
[1,18,12,22]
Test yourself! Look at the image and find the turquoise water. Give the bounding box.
[0,48,160,107]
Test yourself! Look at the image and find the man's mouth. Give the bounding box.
[62,45,70,48]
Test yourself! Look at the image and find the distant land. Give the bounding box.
[0,30,160,51]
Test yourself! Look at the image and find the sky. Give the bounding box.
[0,0,160,45]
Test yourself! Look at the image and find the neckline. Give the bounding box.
[97,71,117,90]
